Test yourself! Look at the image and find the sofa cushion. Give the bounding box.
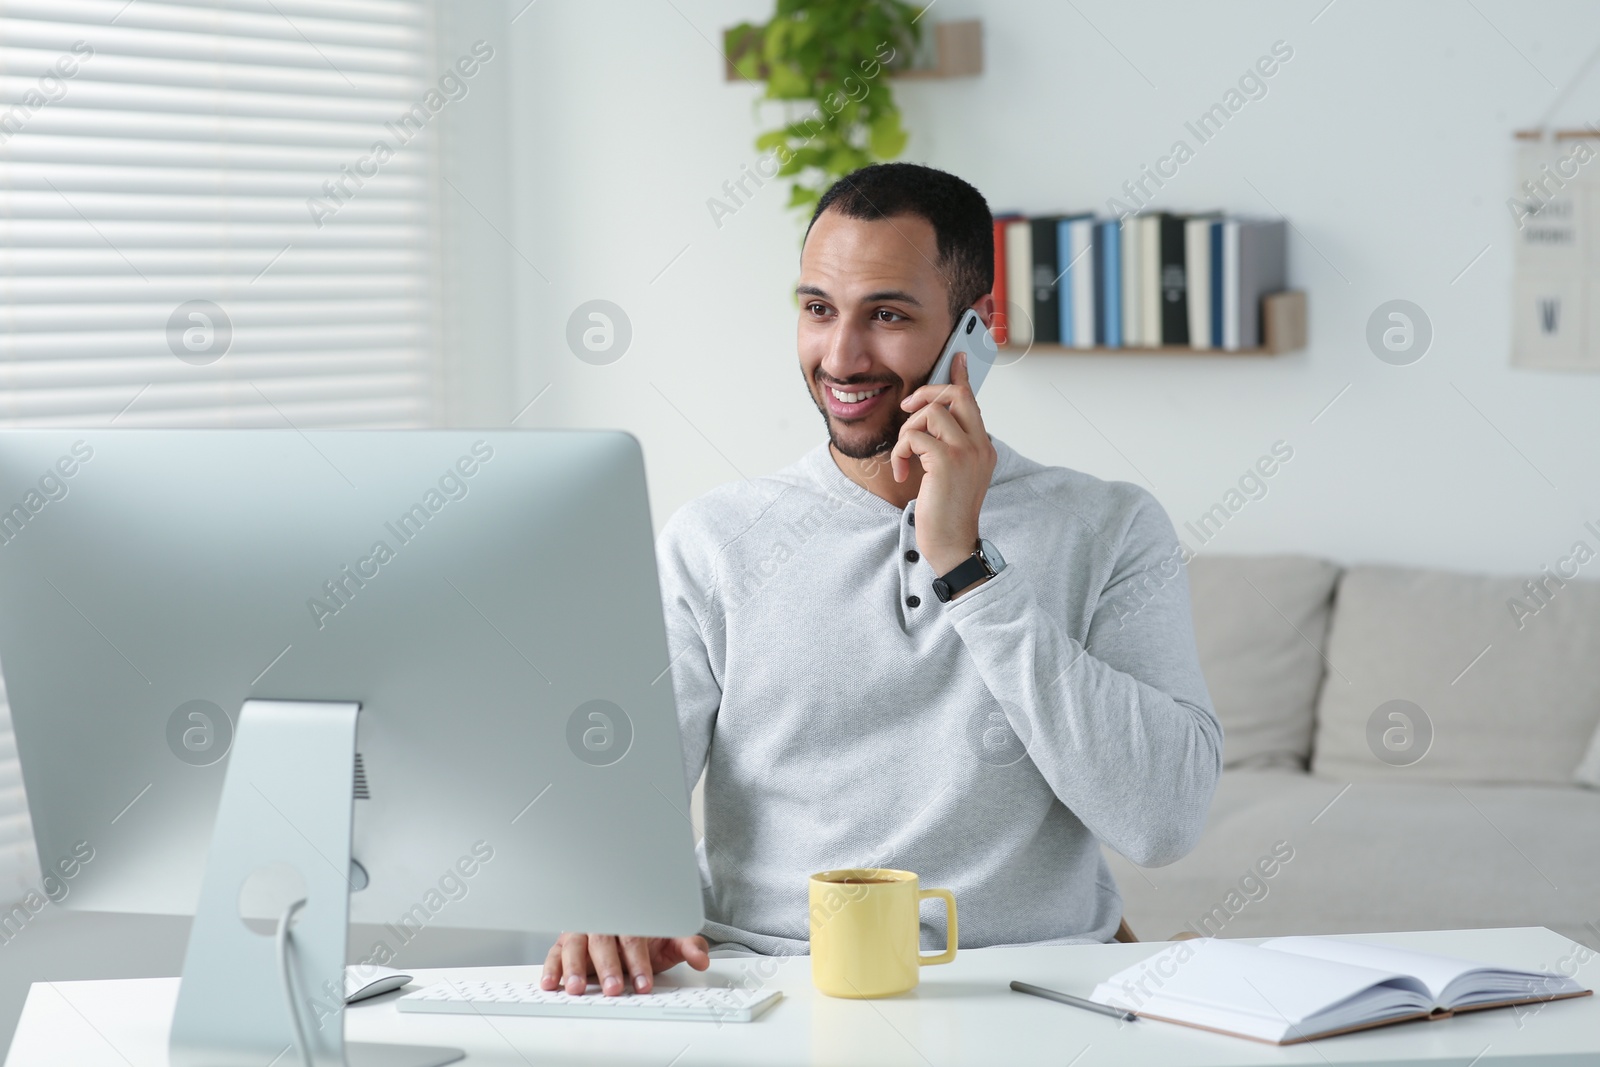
[1103,770,1600,949]
[1186,554,1341,770]
[1576,723,1600,789]
[1311,564,1600,783]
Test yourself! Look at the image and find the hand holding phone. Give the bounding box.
[893,307,1000,569]
[927,309,998,394]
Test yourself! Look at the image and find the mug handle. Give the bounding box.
[917,888,957,966]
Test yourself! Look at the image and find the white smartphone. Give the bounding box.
[927,308,998,394]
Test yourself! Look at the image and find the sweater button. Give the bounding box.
[906,511,915,526]
[905,595,921,608]
[904,549,919,563]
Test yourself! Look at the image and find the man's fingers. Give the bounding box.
[620,936,655,993]
[543,933,708,995]
[902,380,964,412]
[560,935,592,995]
[946,352,985,432]
[898,428,940,464]
[588,934,625,996]
[919,398,965,441]
[895,404,931,447]
[891,398,956,465]
[928,379,983,435]
[893,397,960,460]
[651,935,712,973]
[893,396,981,483]
[680,935,712,971]
[890,433,916,482]
[540,937,565,990]
[892,425,941,481]
[901,381,982,436]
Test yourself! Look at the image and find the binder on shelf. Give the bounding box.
[1030,216,1063,346]
[1120,218,1142,348]
[990,215,1015,345]
[1185,214,1221,351]
[1209,219,1224,349]
[1059,215,1096,349]
[1004,217,1034,347]
[1139,214,1161,344]
[1158,213,1189,345]
[1228,218,1287,351]
[1098,218,1122,348]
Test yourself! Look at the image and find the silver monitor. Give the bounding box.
[0,429,705,1067]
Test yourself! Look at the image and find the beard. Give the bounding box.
[806,364,933,460]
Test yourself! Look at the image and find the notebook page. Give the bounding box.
[1259,936,1581,1007]
[1260,937,1471,1002]
[1090,938,1431,1040]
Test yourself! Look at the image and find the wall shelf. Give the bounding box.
[1007,290,1306,357]
[723,19,982,82]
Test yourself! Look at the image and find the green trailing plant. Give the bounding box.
[725,0,924,221]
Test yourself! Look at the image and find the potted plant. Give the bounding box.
[725,0,925,221]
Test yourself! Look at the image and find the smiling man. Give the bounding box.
[542,163,1222,996]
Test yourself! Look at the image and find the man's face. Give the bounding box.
[797,209,956,460]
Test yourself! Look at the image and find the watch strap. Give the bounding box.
[932,547,993,603]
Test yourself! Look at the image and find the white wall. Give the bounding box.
[436,0,518,426]
[500,0,1600,577]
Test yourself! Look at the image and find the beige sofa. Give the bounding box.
[1104,555,1600,950]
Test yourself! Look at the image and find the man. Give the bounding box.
[542,163,1222,996]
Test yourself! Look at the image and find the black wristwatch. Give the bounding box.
[931,538,1007,603]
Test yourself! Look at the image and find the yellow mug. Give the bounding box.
[808,868,957,998]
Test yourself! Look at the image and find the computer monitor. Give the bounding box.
[0,429,705,1067]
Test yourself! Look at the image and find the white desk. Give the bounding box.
[9,927,1598,1066]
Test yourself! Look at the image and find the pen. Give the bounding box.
[1009,980,1138,1022]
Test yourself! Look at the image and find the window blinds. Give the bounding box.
[0,675,26,902]
[0,0,440,427]
[0,0,441,895]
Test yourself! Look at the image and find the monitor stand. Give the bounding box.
[169,699,462,1067]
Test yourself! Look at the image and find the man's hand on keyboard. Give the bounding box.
[540,933,710,996]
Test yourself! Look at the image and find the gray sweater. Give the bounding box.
[655,435,1221,954]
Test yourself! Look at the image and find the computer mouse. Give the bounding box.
[345,964,412,1003]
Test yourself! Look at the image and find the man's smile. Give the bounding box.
[823,381,892,420]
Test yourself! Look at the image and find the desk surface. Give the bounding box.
[8,927,1598,1066]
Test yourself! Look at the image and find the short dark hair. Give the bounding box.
[805,163,993,324]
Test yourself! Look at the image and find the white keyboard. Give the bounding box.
[396,980,782,1022]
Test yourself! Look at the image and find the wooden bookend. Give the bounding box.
[1262,290,1307,355]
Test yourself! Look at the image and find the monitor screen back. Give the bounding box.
[0,429,705,938]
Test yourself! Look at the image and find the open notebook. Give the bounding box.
[1089,936,1591,1045]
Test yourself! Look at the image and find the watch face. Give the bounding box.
[979,538,1005,571]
